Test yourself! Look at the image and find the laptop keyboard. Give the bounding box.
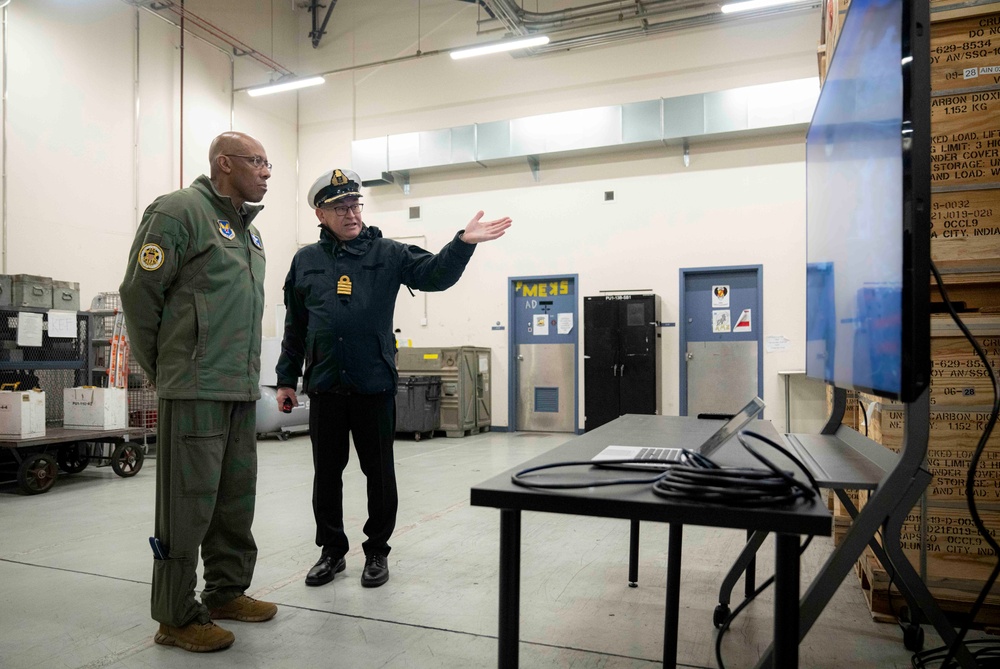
[637,447,681,462]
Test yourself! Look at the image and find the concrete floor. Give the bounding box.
[0,430,952,668]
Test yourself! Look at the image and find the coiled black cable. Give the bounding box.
[651,429,821,506]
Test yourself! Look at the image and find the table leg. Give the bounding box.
[628,519,640,587]
[744,528,757,597]
[663,524,683,669]
[773,533,800,669]
[499,509,521,669]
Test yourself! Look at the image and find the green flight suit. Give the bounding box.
[120,175,266,627]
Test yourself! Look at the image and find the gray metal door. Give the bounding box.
[680,266,763,416]
[509,275,578,432]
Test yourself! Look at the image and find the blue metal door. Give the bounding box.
[680,266,763,416]
[509,275,578,432]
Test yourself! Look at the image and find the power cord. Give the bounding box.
[652,429,821,506]
[915,260,1000,668]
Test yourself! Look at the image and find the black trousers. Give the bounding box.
[309,392,397,557]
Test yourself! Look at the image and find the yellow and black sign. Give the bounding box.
[337,275,352,295]
[514,280,571,298]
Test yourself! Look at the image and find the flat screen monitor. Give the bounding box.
[805,0,931,402]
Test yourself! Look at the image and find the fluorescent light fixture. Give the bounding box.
[246,76,325,97]
[721,0,807,13]
[450,35,550,60]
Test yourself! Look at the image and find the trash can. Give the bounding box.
[395,376,441,441]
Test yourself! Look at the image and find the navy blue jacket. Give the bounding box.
[276,224,475,394]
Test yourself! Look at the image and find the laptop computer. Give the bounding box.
[590,396,766,470]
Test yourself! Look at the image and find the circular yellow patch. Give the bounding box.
[138,243,164,271]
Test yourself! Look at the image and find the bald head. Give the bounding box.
[208,131,271,209]
[209,132,263,178]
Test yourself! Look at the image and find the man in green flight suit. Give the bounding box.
[120,131,276,653]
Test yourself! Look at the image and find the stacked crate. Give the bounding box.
[819,0,1000,624]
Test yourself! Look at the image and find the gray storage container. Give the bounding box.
[52,280,81,311]
[395,376,441,440]
[12,275,53,309]
[0,274,11,307]
[396,346,491,437]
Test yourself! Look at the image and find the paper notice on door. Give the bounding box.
[712,310,731,333]
[712,285,730,308]
[733,309,752,333]
[533,313,549,336]
[557,313,573,334]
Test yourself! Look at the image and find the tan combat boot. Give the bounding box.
[154,620,235,652]
[209,594,278,622]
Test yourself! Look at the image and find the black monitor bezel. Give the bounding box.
[805,0,931,402]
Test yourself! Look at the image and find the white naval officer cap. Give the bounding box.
[307,168,363,209]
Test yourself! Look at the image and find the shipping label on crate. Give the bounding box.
[930,333,1000,406]
[930,89,1000,187]
[877,406,1000,502]
[930,14,1000,92]
[895,506,1000,597]
[930,189,1000,269]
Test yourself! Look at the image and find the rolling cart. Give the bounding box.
[0,304,152,494]
[1,426,152,494]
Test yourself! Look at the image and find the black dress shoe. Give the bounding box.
[361,554,389,588]
[305,553,345,587]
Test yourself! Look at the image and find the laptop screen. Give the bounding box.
[697,396,766,458]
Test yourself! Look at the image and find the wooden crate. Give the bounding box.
[929,314,1000,407]
[859,545,1000,626]
[930,13,1000,92]
[874,404,1000,502]
[930,86,1000,189]
[931,189,1000,273]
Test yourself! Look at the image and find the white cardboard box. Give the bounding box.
[0,390,46,438]
[63,387,127,430]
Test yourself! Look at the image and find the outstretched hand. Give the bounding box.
[461,211,512,244]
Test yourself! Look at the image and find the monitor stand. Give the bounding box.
[732,386,977,669]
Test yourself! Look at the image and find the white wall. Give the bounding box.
[0,0,299,325]
[0,0,823,429]
[293,1,821,429]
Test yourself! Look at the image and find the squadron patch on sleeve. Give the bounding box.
[138,243,164,271]
[217,220,236,240]
[250,231,264,249]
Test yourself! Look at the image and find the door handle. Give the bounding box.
[612,364,618,377]
[620,363,625,375]
[517,355,524,361]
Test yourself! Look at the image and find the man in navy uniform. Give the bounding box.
[275,168,510,588]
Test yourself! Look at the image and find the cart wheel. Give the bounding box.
[57,444,90,474]
[277,432,289,442]
[713,604,731,629]
[903,624,924,651]
[17,453,58,495]
[111,443,144,477]
[413,432,421,442]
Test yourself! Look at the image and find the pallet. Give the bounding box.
[855,547,1000,630]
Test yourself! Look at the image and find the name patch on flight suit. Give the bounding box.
[337,275,352,296]
[217,220,235,240]
[138,243,164,271]
[250,232,263,249]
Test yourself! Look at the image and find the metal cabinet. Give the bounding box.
[584,294,660,432]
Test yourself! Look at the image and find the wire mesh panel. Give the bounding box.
[0,308,91,425]
[89,292,157,430]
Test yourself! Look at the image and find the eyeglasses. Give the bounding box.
[325,203,364,217]
[225,154,272,170]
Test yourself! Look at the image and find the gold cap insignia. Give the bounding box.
[337,275,352,295]
[332,169,349,186]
